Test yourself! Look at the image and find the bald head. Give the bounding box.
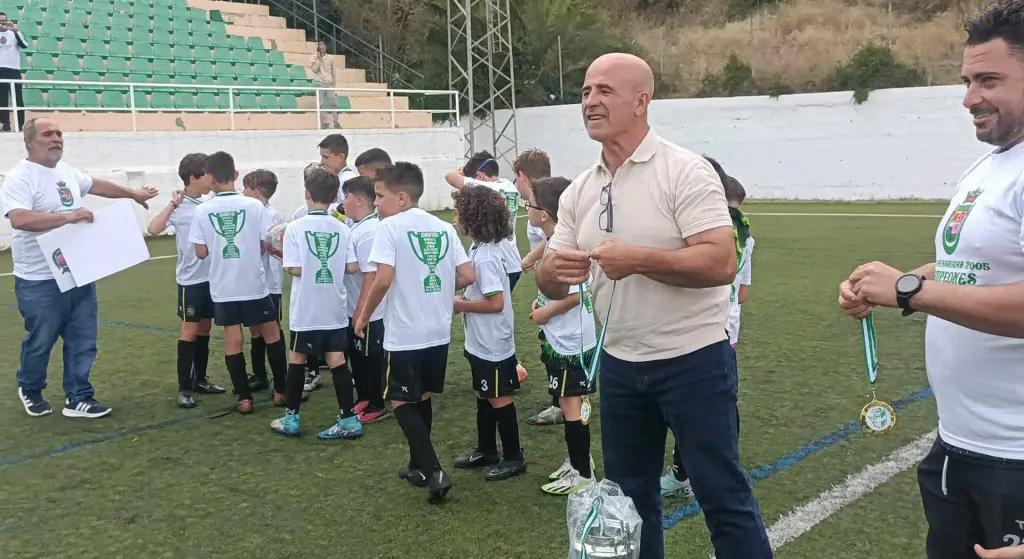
[588,53,655,98]
[581,53,654,144]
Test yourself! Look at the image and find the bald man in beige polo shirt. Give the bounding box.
[537,54,771,559]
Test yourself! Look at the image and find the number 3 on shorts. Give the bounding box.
[480,379,488,392]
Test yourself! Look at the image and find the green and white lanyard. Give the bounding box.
[859,314,895,434]
[860,314,879,384]
[578,281,616,425]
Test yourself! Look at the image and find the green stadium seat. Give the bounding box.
[57,55,81,72]
[98,90,125,107]
[130,59,153,75]
[30,56,58,75]
[336,96,352,111]
[153,59,173,75]
[213,75,236,87]
[105,72,128,83]
[47,89,72,108]
[132,90,150,109]
[259,95,279,110]
[150,75,174,92]
[254,73,276,87]
[196,91,225,110]
[213,62,236,78]
[173,44,193,60]
[130,29,151,44]
[85,39,108,57]
[173,92,197,110]
[132,43,156,60]
[87,27,110,42]
[211,34,231,49]
[65,26,90,41]
[107,26,130,43]
[271,76,292,88]
[127,74,150,87]
[153,33,174,46]
[22,88,46,109]
[18,21,40,37]
[192,19,210,35]
[24,69,50,84]
[87,13,110,27]
[173,21,192,36]
[213,47,232,62]
[233,65,253,80]
[268,51,285,65]
[79,72,104,87]
[278,94,298,110]
[228,36,247,50]
[153,18,172,33]
[246,36,264,50]
[36,36,61,54]
[230,49,251,64]
[107,57,130,74]
[194,61,216,77]
[209,10,224,23]
[51,70,76,86]
[252,64,272,78]
[237,93,259,110]
[250,49,268,64]
[68,10,89,26]
[134,4,154,18]
[152,45,176,60]
[150,91,173,110]
[194,47,216,62]
[111,14,131,29]
[110,41,131,58]
[112,1,131,14]
[83,56,106,74]
[288,66,307,80]
[61,39,87,55]
[193,34,214,49]
[173,60,194,77]
[76,90,100,109]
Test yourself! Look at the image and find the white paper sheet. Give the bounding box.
[36,200,151,292]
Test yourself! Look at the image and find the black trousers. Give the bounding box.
[0,67,25,131]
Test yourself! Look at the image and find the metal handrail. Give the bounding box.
[1,78,459,132]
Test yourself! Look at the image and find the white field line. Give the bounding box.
[0,254,175,277]
[761,430,936,554]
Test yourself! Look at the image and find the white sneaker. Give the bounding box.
[541,468,595,495]
[303,371,321,392]
[527,405,564,426]
[548,455,597,480]
[660,469,693,498]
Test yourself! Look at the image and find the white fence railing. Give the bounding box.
[0,78,460,132]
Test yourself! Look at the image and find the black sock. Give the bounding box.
[225,353,251,400]
[306,355,321,373]
[176,340,195,391]
[493,402,522,461]
[285,363,306,412]
[395,403,440,475]
[250,337,267,382]
[266,339,287,393]
[194,335,211,384]
[368,354,386,409]
[565,420,592,478]
[351,359,368,403]
[476,398,498,455]
[418,397,433,434]
[551,395,559,408]
[332,364,356,419]
[673,445,688,482]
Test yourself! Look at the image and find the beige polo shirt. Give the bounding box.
[310,53,336,87]
[548,130,733,362]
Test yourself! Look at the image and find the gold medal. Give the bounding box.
[580,396,593,426]
[861,395,896,434]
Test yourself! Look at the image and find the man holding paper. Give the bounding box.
[1,118,158,418]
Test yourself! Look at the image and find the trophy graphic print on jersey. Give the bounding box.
[502,191,518,240]
[408,231,450,293]
[210,210,246,259]
[305,231,340,284]
[57,181,74,209]
[942,188,984,255]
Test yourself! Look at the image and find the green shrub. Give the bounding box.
[832,43,927,103]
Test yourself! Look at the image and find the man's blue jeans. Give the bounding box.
[600,340,772,559]
[15,278,98,403]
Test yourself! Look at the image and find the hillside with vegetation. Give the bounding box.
[329,0,988,106]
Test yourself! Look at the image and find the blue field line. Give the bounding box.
[662,385,935,529]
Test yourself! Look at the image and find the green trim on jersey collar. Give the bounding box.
[308,209,329,216]
[214,191,239,197]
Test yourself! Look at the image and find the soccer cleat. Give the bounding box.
[62,398,112,419]
[237,399,254,414]
[357,407,390,424]
[541,469,595,496]
[246,375,270,392]
[352,400,370,415]
[454,448,501,469]
[194,380,226,394]
[303,371,321,392]
[272,391,286,407]
[177,391,197,409]
[660,470,694,498]
[270,412,301,437]
[18,387,52,417]
[427,469,453,504]
[527,405,564,426]
[316,414,364,440]
[485,457,527,482]
[549,455,597,480]
[399,465,429,488]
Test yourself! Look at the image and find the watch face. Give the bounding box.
[896,274,921,293]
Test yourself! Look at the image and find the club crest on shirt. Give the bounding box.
[57,181,74,208]
[52,249,70,274]
[0,36,7,45]
[942,188,984,256]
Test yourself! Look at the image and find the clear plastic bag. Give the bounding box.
[567,479,643,559]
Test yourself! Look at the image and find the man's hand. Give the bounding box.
[353,315,368,338]
[132,186,160,209]
[7,22,17,31]
[590,240,638,281]
[975,544,1024,558]
[66,208,94,224]
[838,279,873,319]
[545,248,592,285]
[849,261,904,308]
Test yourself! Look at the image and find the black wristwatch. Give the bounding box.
[895,274,925,317]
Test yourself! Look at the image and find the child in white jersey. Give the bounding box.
[527,177,598,495]
[452,185,526,482]
[147,153,225,409]
[270,165,361,439]
[354,162,475,504]
[188,152,286,414]
[242,170,285,393]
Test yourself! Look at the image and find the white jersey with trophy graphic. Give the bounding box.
[0,160,92,280]
[282,210,356,331]
[293,166,359,219]
[538,280,597,357]
[188,192,270,302]
[262,203,284,295]
[167,195,211,286]
[345,212,385,322]
[728,237,754,346]
[926,141,1024,460]
[463,242,515,362]
[464,177,523,274]
[369,207,469,351]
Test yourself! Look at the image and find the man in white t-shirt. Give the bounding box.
[840,6,1024,556]
[354,162,474,504]
[293,134,359,220]
[444,150,524,291]
[1,118,158,418]
[0,11,28,132]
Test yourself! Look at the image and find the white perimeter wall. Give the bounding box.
[0,127,463,250]
[482,85,988,200]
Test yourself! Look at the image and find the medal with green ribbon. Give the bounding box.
[578,282,616,426]
[859,314,895,434]
[305,231,340,284]
[210,209,246,259]
[407,231,450,293]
